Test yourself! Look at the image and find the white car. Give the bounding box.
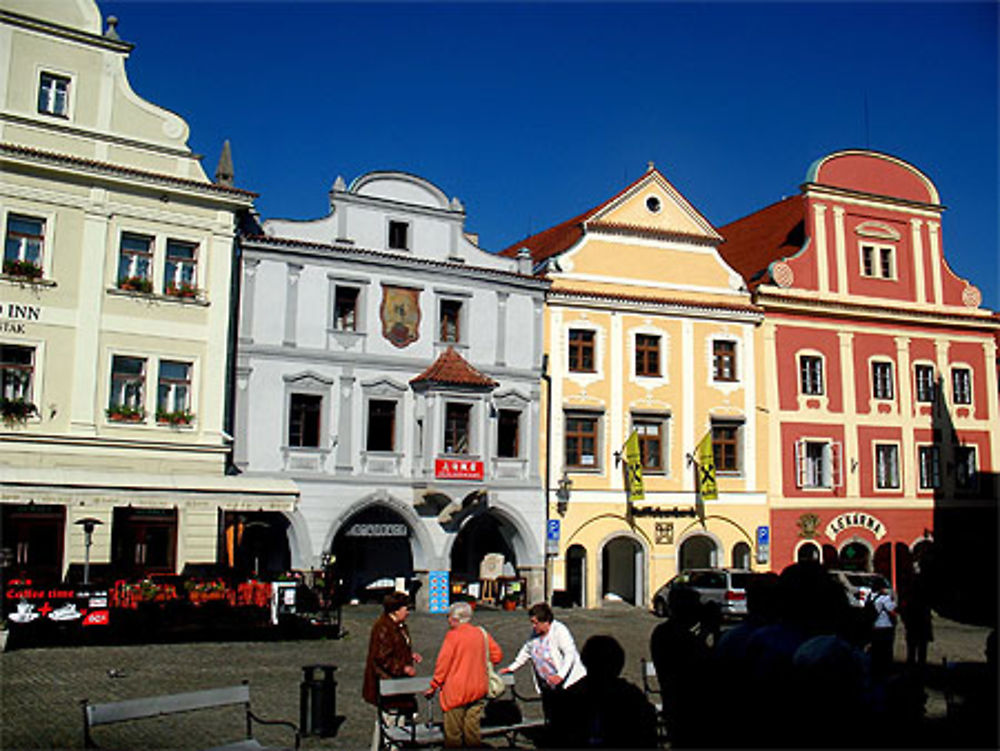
[828,570,893,607]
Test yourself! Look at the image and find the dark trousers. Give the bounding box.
[871,627,895,677]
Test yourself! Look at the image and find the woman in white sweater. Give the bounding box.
[500,602,587,724]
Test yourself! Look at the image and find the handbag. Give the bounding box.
[481,627,505,699]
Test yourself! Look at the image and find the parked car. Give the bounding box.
[828,570,893,608]
[652,568,756,619]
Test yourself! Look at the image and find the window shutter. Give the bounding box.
[831,442,843,488]
[795,440,805,488]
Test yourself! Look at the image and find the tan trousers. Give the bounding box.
[443,698,487,748]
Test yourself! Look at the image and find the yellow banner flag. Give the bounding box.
[623,430,645,502]
[696,431,717,501]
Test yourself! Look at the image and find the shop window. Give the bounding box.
[914,364,936,403]
[633,417,666,472]
[872,361,894,400]
[568,329,595,372]
[712,420,742,473]
[635,334,660,377]
[875,444,900,489]
[444,402,471,454]
[38,72,70,116]
[288,393,322,448]
[800,355,824,395]
[565,412,600,470]
[333,286,360,331]
[713,340,737,382]
[918,445,940,489]
[112,507,176,577]
[366,399,396,452]
[2,504,65,583]
[497,409,520,458]
[952,368,972,405]
[164,240,198,296]
[3,214,45,278]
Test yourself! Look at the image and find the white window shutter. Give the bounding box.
[832,442,843,488]
[795,440,805,488]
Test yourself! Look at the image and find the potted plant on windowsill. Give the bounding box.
[2,259,43,280]
[164,282,199,299]
[156,408,194,426]
[118,276,153,294]
[1,398,37,427]
[106,405,145,423]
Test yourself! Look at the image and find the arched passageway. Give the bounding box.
[450,512,518,584]
[566,544,586,607]
[679,534,717,570]
[332,505,413,602]
[602,536,643,605]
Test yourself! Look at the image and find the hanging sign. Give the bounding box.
[435,459,484,480]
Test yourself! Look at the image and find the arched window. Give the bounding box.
[732,541,751,569]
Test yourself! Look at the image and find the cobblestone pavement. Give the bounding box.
[0,604,991,750]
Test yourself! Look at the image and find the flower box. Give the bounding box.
[165,283,199,299]
[2,259,43,280]
[118,276,153,294]
[106,406,146,423]
[156,409,194,426]
[1,398,37,427]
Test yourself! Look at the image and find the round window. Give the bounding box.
[646,196,662,213]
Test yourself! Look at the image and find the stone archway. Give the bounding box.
[839,540,871,572]
[679,534,718,570]
[601,536,644,605]
[449,511,518,584]
[566,544,587,607]
[331,505,414,603]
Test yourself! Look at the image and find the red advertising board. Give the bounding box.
[435,458,484,480]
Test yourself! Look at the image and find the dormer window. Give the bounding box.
[38,72,70,117]
[388,221,409,250]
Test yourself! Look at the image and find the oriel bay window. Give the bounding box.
[565,412,599,470]
[164,240,198,297]
[568,329,595,372]
[109,355,146,420]
[497,409,520,458]
[117,233,153,292]
[444,402,471,454]
[289,393,322,448]
[367,399,396,452]
[4,214,45,278]
[635,334,660,377]
[157,361,192,424]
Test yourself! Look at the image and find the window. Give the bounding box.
[795,440,842,489]
[712,421,741,473]
[388,221,409,250]
[164,240,197,296]
[635,334,660,377]
[497,409,520,458]
[444,403,471,454]
[156,361,191,419]
[918,446,940,490]
[713,340,737,381]
[952,368,972,405]
[1,344,34,402]
[333,286,360,331]
[118,233,153,290]
[440,299,462,343]
[366,399,396,451]
[288,393,322,448]
[565,413,599,469]
[37,72,69,116]
[800,355,824,395]
[955,446,977,489]
[914,365,936,403]
[4,215,45,277]
[872,361,894,400]
[568,330,595,372]
[860,244,895,279]
[633,419,664,472]
[109,356,145,411]
[875,444,900,489]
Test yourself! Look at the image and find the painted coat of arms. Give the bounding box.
[380,285,421,348]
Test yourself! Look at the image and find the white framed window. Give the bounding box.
[117,232,154,291]
[955,446,977,489]
[795,439,842,489]
[156,360,192,420]
[635,334,661,378]
[497,409,521,459]
[37,72,70,117]
[388,220,409,250]
[952,367,972,405]
[712,339,737,382]
[712,419,744,474]
[444,402,472,454]
[109,355,146,420]
[918,445,940,490]
[875,443,900,489]
[565,410,602,471]
[800,354,824,396]
[3,215,45,279]
[568,329,596,373]
[860,243,895,279]
[164,240,198,296]
[914,364,936,403]
[289,393,322,448]
[366,399,397,452]
[632,415,669,473]
[1,344,35,403]
[872,361,894,400]
[333,286,360,331]
[439,298,463,344]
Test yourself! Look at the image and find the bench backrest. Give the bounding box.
[378,672,514,699]
[85,684,250,727]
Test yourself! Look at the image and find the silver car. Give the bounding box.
[652,568,754,618]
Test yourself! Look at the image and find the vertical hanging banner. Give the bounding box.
[695,432,717,500]
[622,430,645,502]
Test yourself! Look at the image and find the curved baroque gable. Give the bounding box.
[807,150,940,205]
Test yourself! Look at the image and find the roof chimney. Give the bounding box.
[516,248,533,275]
[214,140,234,187]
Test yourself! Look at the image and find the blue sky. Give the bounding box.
[103,1,999,310]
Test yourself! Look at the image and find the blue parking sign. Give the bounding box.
[757,525,769,545]
[547,520,560,541]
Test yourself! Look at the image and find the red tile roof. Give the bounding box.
[410,347,498,389]
[717,196,806,290]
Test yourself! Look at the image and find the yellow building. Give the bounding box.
[0,0,295,584]
[504,166,769,609]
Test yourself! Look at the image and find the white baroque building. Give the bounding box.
[237,172,550,607]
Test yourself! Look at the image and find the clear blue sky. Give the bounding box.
[104,1,999,310]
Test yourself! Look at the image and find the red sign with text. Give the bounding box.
[435,459,484,480]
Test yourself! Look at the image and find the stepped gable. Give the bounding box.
[409,347,498,389]
[718,195,805,290]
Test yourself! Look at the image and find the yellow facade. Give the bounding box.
[526,168,770,607]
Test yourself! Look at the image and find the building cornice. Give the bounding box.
[547,288,763,322]
[585,220,721,248]
[802,182,945,214]
[0,10,134,53]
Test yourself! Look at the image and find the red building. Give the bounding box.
[720,150,998,616]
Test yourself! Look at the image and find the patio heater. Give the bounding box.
[75,517,102,585]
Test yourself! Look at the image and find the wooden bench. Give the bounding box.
[377,673,544,749]
[81,681,300,750]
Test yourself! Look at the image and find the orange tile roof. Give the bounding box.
[717,196,805,290]
[410,347,498,389]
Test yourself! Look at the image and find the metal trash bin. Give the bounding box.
[300,664,337,737]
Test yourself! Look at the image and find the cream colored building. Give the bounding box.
[0,0,295,584]
[504,166,770,609]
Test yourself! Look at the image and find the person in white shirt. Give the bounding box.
[500,602,586,728]
[868,582,897,678]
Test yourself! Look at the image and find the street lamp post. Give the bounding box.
[74,517,103,585]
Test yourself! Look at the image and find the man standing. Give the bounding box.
[425,602,502,748]
[868,581,897,678]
